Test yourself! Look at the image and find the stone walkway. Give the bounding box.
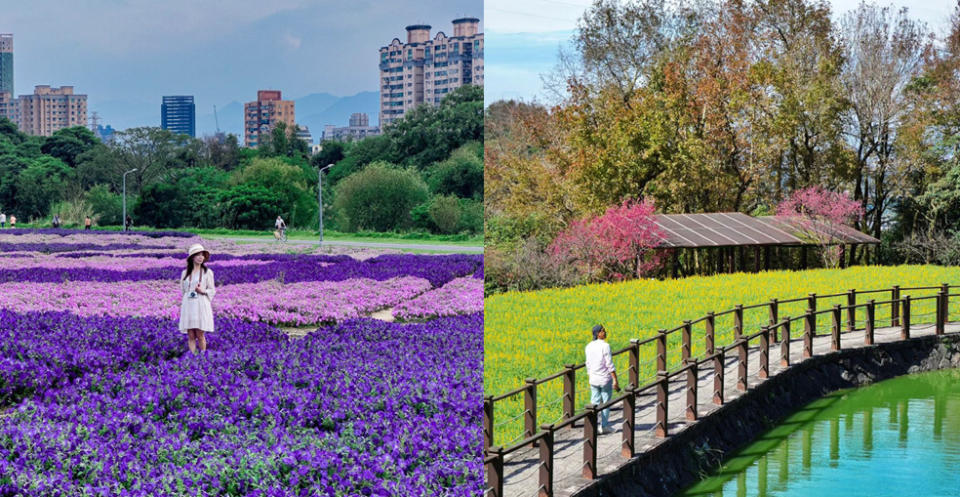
[498,321,960,497]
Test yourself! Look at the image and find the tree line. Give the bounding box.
[0,85,482,235]
[485,0,960,293]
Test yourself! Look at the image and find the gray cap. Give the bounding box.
[592,324,604,340]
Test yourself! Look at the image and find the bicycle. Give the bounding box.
[273,228,288,243]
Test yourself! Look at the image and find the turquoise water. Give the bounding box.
[678,369,960,497]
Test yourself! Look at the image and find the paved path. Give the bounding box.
[212,236,484,253]
[498,321,960,497]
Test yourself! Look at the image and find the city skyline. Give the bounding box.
[1,0,482,134]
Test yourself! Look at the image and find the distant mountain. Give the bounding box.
[295,91,380,143]
[196,91,379,142]
[92,91,380,143]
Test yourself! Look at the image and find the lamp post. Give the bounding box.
[122,168,137,231]
[318,163,334,243]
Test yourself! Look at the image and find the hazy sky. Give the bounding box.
[2,0,482,127]
[485,0,958,105]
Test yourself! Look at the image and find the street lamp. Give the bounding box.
[122,168,137,231]
[318,163,334,243]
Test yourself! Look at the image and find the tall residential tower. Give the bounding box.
[0,34,13,122]
[16,85,87,136]
[243,90,295,148]
[379,17,483,127]
[161,95,196,137]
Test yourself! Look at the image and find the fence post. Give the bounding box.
[484,396,494,452]
[866,300,875,345]
[686,361,698,421]
[808,293,817,321]
[656,329,667,372]
[583,404,598,479]
[563,364,576,420]
[759,326,770,379]
[804,309,814,359]
[539,425,554,497]
[713,349,724,405]
[769,299,779,341]
[847,289,856,332]
[628,340,640,388]
[737,337,748,391]
[902,296,911,340]
[892,286,900,326]
[524,378,538,441]
[937,291,945,336]
[682,320,692,362]
[622,387,636,458]
[487,446,504,497]
[831,305,841,351]
[780,320,790,367]
[734,305,744,339]
[943,282,951,323]
[656,372,669,437]
[706,312,716,355]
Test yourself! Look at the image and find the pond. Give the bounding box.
[678,369,960,497]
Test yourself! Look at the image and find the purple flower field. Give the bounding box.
[0,231,483,495]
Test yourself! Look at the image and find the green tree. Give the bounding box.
[41,126,100,167]
[384,84,483,168]
[134,183,186,228]
[85,184,122,226]
[428,195,462,234]
[218,183,286,230]
[426,141,483,198]
[15,156,75,219]
[332,162,429,232]
[230,157,316,228]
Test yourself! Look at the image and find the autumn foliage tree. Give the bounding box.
[550,199,665,281]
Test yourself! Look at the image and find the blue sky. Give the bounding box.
[2,0,482,131]
[485,0,958,107]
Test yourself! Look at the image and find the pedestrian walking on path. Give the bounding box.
[585,324,620,434]
[178,244,216,354]
[0,212,5,228]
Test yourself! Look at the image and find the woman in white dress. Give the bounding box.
[179,244,215,353]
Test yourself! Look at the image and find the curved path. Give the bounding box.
[496,320,960,497]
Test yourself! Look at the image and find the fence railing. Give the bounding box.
[484,283,956,497]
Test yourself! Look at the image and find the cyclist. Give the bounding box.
[274,215,287,241]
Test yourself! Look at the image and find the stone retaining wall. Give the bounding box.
[574,335,960,497]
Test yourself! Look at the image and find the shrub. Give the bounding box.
[429,195,462,234]
[332,162,429,232]
[85,184,122,226]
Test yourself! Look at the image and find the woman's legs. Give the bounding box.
[196,330,207,352]
[187,328,198,353]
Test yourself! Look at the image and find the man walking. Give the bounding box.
[0,211,5,228]
[585,324,620,434]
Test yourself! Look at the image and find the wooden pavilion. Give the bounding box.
[652,213,880,276]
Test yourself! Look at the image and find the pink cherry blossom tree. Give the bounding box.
[550,199,665,281]
[776,187,864,268]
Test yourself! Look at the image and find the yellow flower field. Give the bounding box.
[484,265,960,446]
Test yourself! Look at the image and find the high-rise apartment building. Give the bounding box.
[379,17,483,127]
[243,90,295,148]
[15,85,87,136]
[161,95,196,137]
[0,34,13,122]
[0,34,12,96]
